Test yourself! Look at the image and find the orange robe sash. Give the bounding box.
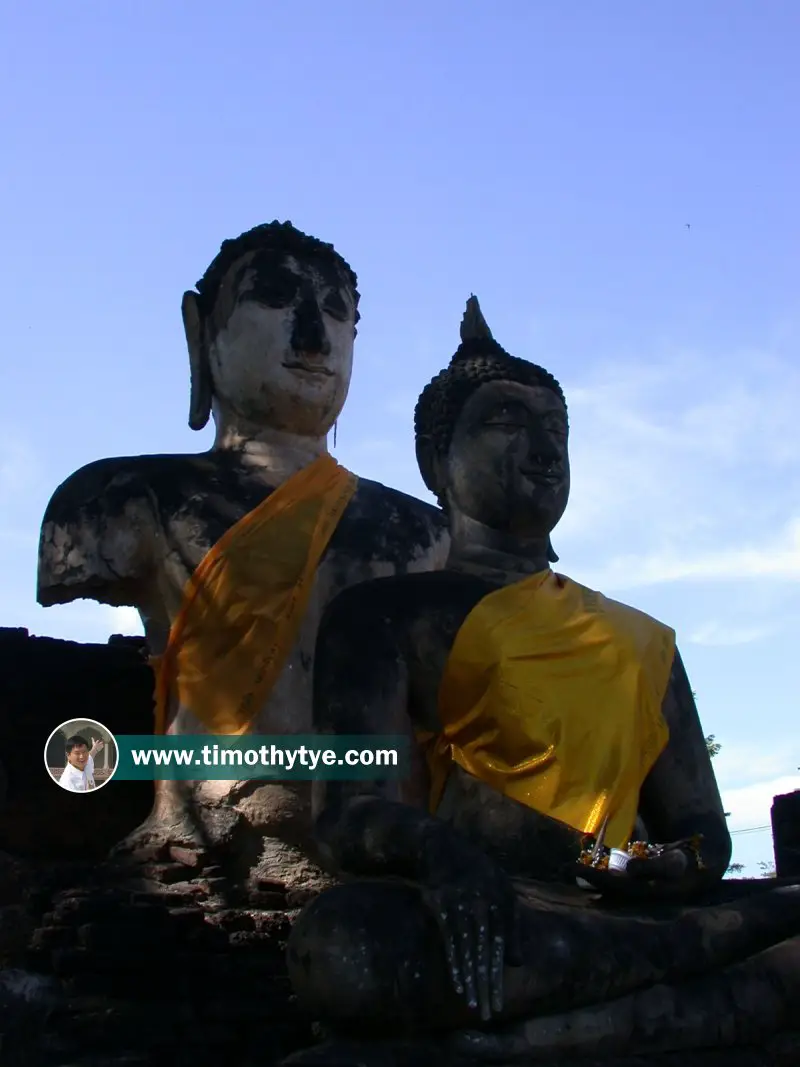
[153,454,357,736]
[419,570,675,848]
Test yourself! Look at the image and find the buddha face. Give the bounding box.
[445,380,570,537]
[205,249,357,436]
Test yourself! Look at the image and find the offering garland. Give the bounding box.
[578,834,706,871]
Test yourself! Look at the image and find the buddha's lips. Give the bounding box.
[522,468,562,485]
[283,358,333,377]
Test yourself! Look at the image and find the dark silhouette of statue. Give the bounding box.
[283,298,800,1065]
[36,222,448,885]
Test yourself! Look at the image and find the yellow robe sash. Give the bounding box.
[153,454,357,736]
[420,570,675,848]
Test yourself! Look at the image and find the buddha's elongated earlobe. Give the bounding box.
[547,538,559,563]
[182,290,213,431]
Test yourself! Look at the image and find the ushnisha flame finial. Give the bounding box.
[459,294,494,344]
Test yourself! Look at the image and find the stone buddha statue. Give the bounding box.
[36,221,448,884]
[284,298,800,1064]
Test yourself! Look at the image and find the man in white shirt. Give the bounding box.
[58,734,104,792]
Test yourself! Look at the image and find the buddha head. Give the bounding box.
[415,297,569,547]
[182,221,360,438]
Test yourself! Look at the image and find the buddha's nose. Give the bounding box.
[291,295,331,357]
[532,452,558,471]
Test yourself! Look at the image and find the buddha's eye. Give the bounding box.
[483,406,525,429]
[322,290,349,321]
[543,421,567,438]
[251,272,299,308]
[483,419,525,431]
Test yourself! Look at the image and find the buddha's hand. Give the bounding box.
[421,837,522,1022]
[626,843,694,882]
[582,839,703,900]
[625,838,705,892]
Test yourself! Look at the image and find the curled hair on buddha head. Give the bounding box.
[414,295,566,560]
[193,219,360,322]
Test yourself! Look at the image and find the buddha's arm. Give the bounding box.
[37,458,154,608]
[311,581,491,883]
[638,648,732,883]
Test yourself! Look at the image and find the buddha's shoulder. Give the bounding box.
[567,578,674,640]
[42,452,220,524]
[342,476,449,550]
[348,476,444,526]
[324,569,491,627]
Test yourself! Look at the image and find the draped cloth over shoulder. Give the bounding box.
[420,571,675,849]
[153,454,357,736]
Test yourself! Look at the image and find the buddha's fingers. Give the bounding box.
[489,935,504,1015]
[487,899,508,1012]
[472,900,492,1020]
[430,896,464,997]
[450,935,800,1062]
[456,903,478,1010]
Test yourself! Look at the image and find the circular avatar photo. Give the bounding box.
[44,719,118,792]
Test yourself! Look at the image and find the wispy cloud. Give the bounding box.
[689,620,772,647]
[580,516,800,591]
[555,344,800,599]
[715,742,799,870]
[711,729,799,870]
[722,774,800,834]
[713,740,800,796]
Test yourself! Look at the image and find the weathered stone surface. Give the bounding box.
[10,855,313,1066]
[285,298,800,1065]
[34,222,449,878]
[0,967,59,1067]
[0,851,30,905]
[0,905,35,959]
[4,259,793,1067]
[140,861,201,885]
[169,844,209,868]
[280,1037,795,1067]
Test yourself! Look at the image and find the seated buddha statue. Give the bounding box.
[36,221,448,883]
[284,298,800,1065]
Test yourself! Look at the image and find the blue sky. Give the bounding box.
[2,1,798,873]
